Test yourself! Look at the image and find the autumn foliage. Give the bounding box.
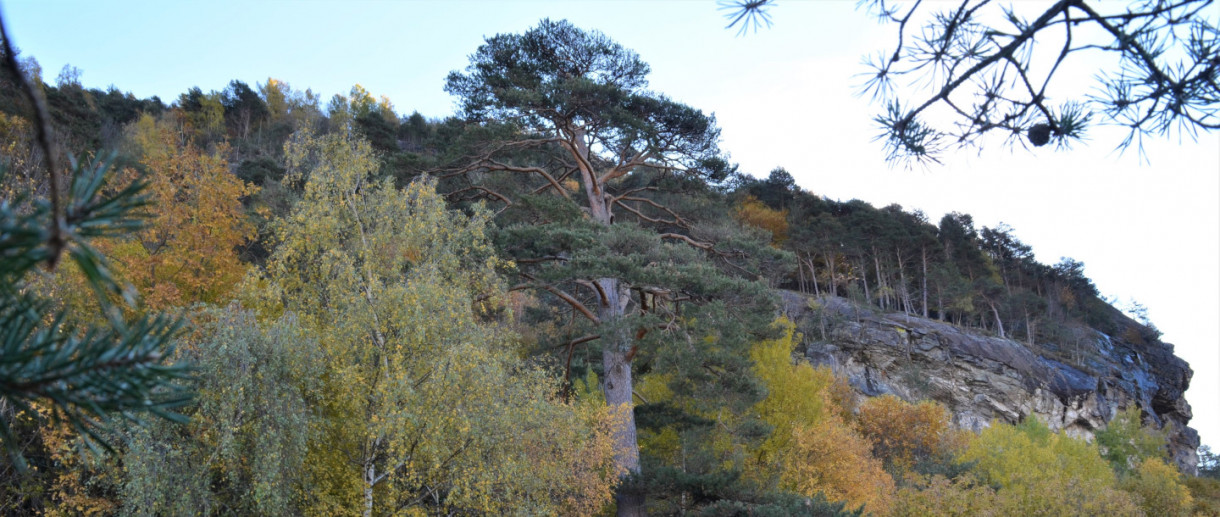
[735,194,789,246]
[115,113,256,308]
[0,22,1207,514]
[749,319,894,514]
[857,395,967,472]
[1121,457,1194,517]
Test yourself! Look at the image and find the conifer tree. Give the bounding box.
[445,19,786,514]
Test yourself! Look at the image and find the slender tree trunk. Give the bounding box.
[937,287,945,321]
[807,256,820,297]
[364,461,375,517]
[988,301,1006,338]
[797,254,806,293]
[1025,310,1034,347]
[825,251,838,297]
[859,258,870,305]
[896,248,910,315]
[873,253,886,310]
[921,247,929,319]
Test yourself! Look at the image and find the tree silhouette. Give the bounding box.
[724,0,1219,166]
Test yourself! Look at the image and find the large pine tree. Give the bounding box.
[445,19,786,514]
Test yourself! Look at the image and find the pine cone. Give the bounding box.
[1028,123,1052,147]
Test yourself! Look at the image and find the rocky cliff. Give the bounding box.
[779,291,1200,474]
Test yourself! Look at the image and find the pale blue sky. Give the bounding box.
[4,0,1218,448]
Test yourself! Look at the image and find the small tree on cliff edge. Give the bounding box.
[445,19,784,514]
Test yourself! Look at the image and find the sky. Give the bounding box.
[3,0,1217,448]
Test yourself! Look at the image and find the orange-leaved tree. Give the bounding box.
[115,113,256,308]
[856,394,968,474]
[735,195,789,246]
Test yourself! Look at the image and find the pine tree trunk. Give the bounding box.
[937,290,944,321]
[599,277,644,517]
[859,258,871,305]
[873,253,886,310]
[1025,310,1034,347]
[569,134,647,513]
[896,248,910,315]
[825,251,837,297]
[989,301,1006,338]
[807,256,820,297]
[797,254,806,293]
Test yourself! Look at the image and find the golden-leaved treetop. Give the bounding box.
[748,318,894,514]
[959,417,1142,516]
[114,113,256,308]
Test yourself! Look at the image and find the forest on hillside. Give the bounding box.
[2,16,1219,517]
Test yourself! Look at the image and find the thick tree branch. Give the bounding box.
[481,159,571,200]
[597,150,652,184]
[445,185,512,214]
[613,200,680,227]
[575,279,610,308]
[560,125,602,197]
[515,276,601,325]
[614,195,690,228]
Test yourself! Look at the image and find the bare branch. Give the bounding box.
[659,233,714,250]
[903,0,1074,130]
[482,159,571,200]
[444,185,512,214]
[613,195,691,228]
[517,275,601,325]
[613,198,685,228]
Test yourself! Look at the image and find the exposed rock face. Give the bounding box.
[779,291,1200,474]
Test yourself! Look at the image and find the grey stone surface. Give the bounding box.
[782,290,1199,474]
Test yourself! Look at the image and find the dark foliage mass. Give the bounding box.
[735,166,1161,361]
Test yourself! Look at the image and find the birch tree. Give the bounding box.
[261,128,618,515]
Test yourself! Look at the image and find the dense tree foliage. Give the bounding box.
[1,15,1208,516]
[257,128,620,515]
[856,395,968,475]
[120,307,321,515]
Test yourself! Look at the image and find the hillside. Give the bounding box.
[2,20,1214,515]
